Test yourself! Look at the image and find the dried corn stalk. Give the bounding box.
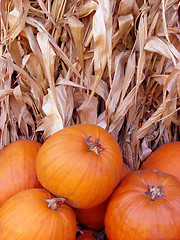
[0,0,180,170]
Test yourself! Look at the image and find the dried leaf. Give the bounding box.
[68,16,84,71]
[118,0,136,15]
[89,76,109,101]
[136,11,147,92]
[77,96,98,125]
[177,72,180,97]
[51,0,67,21]
[139,138,152,161]
[0,89,13,99]
[120,51,136,102]
[41,86,67,138]
[161,0,169,42]
[79,0,98,18]
[9,95,35,139]
[135,97,171,145]
[106,51,129,124]
[109,86,137,133]
[9,39,23,67]
[7,0,30,42]
[22,53,45,96]
[113,14,133,49]
[144,36,177,65]
[25,17,83,81]
[88,0,108,104]
[20,27,43,63]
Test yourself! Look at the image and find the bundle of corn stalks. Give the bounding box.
[0,0,180,170]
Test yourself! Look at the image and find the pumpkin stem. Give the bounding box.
[45,197,65,210]
[145,185,164,201]
[86,136,105,157]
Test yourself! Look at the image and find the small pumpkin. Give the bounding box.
[141,142,180,181]
[105,170,180,240]
[75,199,108,231]
[76,229,97,239]
[0,188,77,240]
[36,124,123,209]
[0,139,42,207]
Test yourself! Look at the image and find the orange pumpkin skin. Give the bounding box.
[105,170,180,240]
[36,124,123,209]
[76,229,97,240]
[0,188,77,240]
[141,142,180,181]
[75,199,108,231]
[0,139,42,207]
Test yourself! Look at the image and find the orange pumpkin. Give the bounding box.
[0,188,77,240]
[105,170,180,240]
[0,139,42,207]
[75,199,108,231]
[141,141,180,181]
[36,124,123,209]
[76,229,97,239]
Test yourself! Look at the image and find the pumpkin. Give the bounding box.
[105,170,180,240]
[76,229,97,239]
[0,188,77,240]
[0,139,42,207]
[141,141,180,181]
[74,199,108,231]
[36,124,123,209]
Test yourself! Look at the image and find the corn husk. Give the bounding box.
[0,0,180,170]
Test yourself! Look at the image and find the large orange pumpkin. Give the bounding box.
[36,124,123,209]
[0,139,42,207]
[105,170,180,240]
[0,188,77,240]
[141,141,180,181]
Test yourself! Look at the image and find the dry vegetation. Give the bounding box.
[0,0,180,170]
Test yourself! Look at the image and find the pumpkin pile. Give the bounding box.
[0,124,180,240]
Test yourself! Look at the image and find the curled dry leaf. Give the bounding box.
[4,0,30,42]
[0,90,13,99]
[40,85,72,138]
[144,36,177,66]
[79,0,98,18]
[112,14,134,49]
